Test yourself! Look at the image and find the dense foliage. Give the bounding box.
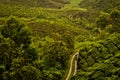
[0,16,74,80]
[0,16,38,80]
[72,34,120,80]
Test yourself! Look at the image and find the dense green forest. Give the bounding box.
[0,0,120,80]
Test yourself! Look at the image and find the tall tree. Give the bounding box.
[0,16,37,80]
[1,16,31,47]
[44,41,69,68]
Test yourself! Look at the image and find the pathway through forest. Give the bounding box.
[65,52,79,80]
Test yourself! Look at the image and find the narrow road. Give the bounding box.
[65,52,79,80]
[73,52,79,76]
[73,60,77,76]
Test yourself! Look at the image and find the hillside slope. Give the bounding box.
[79,0,120,12]
[0,0,70,9]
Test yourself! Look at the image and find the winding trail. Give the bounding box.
[65,52,79,80]
[73,59,77,76]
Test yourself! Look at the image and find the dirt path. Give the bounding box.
[73,60,77,76]
[65,52,78,80]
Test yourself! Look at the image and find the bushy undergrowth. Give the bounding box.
[72,34,120,80]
